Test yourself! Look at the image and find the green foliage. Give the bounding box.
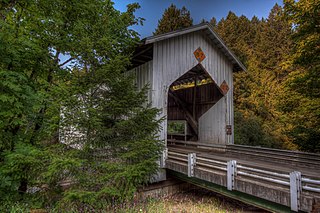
[214,12,253,65]
[0,143,48,208]
[59,60,163,208]
[0,71,36,150]
[255,4,293,74]
[212,5,303,150]
[0,0,163,210]
[154,4,193,35]
[213,2,319,152]
[168,121,186,134]
[281,0,320,152]
[234,111,279,148]
[284,0,320,68]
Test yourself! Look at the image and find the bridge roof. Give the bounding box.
[132,23,246,72]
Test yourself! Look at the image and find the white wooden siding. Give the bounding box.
[199,33,234,144]
[152,31,234,145]
[129,60,167,182]
[129,61,153,103]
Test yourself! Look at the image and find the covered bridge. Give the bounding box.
[130,23,320,213]
[130,23,245,148]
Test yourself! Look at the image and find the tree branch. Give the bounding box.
[59,57,75,67]
[54,47,61,65]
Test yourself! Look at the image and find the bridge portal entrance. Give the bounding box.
[167,64,224,142]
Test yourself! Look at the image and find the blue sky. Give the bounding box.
[114,0,283,38]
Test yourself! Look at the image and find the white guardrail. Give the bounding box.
[166,150,320,212]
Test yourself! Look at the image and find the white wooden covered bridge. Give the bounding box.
[131,23,245,146]
[130,23,320,212]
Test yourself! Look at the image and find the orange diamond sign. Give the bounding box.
[220,80,229,95]
[194,47,206,63]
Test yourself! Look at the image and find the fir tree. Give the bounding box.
[215,12,251,65]
[214,6,295,150]
[209,17,217,26]
[154,4,193,35]
[281,0,320,152]
[256,3,293,77]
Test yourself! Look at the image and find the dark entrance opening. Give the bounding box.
[167,64,224,142]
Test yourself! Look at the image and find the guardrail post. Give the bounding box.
[227,160,237,191]
[290,171,301,212]
[188,153,196,177]
[160,148,168,168]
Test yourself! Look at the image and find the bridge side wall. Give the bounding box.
[152,31,234,145]
[129,61,167,182]
[128,60,153,103]
[198,34,234,145]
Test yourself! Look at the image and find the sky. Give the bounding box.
[114,0,283,38]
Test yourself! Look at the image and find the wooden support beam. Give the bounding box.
[132,58,148,63]
[132,45,153,58]
[169,89,198,136]
[139,54,152,60]
[193,76,197,118]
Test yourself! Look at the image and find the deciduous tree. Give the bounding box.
[0,0,162,210]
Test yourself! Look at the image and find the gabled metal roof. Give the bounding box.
[132,23,246,72]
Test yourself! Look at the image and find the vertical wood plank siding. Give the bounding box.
[152,31,234,145]
[128,61,153,103]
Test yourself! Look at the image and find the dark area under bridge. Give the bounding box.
[167,63,224,141]
[164,141,320,212]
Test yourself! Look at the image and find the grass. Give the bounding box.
[112,188,263,213]
[5,188,266,212]
[137,194,240,213]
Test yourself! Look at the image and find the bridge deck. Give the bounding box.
[165,142,320,212]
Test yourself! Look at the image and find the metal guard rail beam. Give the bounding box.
[168,139,320,163]
[166,149,320,212]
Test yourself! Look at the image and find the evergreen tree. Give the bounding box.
[214,6,295,150]
[154,4,193,35]
[243,4,294,149]
[281,0,320,152]
[255,3,293,77]
[200,18,208,24]
[215,12,252,65]
[209,17,217,26]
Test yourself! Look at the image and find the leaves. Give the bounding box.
[213,2,319,152]
[282,0,320,152]
[0,0,163,210]
[212,6,292,149]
